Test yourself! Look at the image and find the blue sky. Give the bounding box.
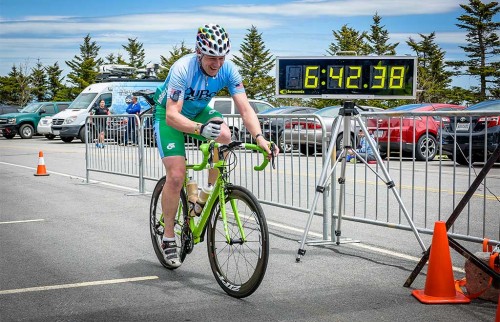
[0,0,484,88]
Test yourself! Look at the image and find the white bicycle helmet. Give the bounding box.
[196,23,231,56]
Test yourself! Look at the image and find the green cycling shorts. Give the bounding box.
[154,105,223,158]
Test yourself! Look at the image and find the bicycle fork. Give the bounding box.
[219,184,246,245]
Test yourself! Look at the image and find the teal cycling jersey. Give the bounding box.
[154,53,245,119]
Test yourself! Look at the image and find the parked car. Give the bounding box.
[366,103,465,161]
[0,105,20,115]
[440,100,500,165]
[240,106,317,152]
[37,116,56,139]
[284,105,383,156]
[209,97,275,141]
[0,101,71,139]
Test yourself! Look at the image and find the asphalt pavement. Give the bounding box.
[0,137,497,321]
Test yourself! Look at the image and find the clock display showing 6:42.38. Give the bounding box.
[276,56,417,99]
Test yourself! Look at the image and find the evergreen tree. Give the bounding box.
[327,24,371,56]
[122,37,146,69]
[105,53,117,64]
[407,32,452,102]
[3,63,32,106]
[65,34,103,96]
[448,0,500,100]
[30,59,47,102]
[45,62,68,101]
[157,42,193,80]
[232,25,275,100]
[367,13,398,55]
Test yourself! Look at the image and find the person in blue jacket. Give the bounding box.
[346,129,377,163]
[125,96,141,145]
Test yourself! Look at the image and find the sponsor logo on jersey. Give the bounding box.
[167,143,175,150]
[184,87,217,101]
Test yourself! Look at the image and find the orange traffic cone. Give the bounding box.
[412,221,470,304]
[34,151,50,176]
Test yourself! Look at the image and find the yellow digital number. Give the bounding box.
[327,65,344,89]
[346,66,362,89]
[389,66,405,89]
[304,66,319,89]
[371,66,386,89]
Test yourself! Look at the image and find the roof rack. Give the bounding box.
[96,63,160,82]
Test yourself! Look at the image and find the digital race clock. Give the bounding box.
[276,56,417,99]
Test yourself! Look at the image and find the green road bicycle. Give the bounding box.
[149,140,275,298]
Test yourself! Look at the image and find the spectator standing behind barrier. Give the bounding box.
[91,99,109,148]
[125,96,141,145]
[346,129,377,162]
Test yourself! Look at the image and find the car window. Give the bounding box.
[57,103,69,111]
[213,100,232,114]
[315,107,340,117]
[99,94,112,108]
[466,100,500,111]
[68,93,98,110]
[42,104,56,114]
[253,102,273,113]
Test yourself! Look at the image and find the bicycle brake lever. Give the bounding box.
[208,141,216,168]
[270,142,277,169]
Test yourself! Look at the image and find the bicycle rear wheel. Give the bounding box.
[149,176,188,269]
[206,185,269,298]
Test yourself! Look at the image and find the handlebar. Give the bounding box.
[190,141,274,172]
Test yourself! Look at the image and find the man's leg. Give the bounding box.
[161,156,186,238]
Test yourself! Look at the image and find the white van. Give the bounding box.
[52,80,162,143]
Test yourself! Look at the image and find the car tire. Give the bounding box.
[335,132,355,151]
[79,127,87,143]
[45,134,56,140]
[277,131,292,153]
[61,136,74,143]
[415,135,437,161]
[299,144,316,156]
[19,124,34,139]
[449,153,471,166]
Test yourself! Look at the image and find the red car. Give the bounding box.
[367,103,465,161]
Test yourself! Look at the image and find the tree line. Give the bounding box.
[0,0,498,109]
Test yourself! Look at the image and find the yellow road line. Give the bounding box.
[0,276,159,295]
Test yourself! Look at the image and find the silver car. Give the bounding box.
[283,105,384,156]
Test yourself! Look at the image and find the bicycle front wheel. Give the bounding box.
[206,185,269,298]
[149,176,188,269]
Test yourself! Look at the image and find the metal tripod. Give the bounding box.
[296,101,426,262]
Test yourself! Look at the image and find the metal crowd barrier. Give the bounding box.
[84,110,499,245]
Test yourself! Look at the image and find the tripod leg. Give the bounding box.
[355,116,427,252]
[296,114,344,262]
[333,114,353,244]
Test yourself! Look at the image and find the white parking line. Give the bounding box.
[0,276,159,295]
[0,219,45,225]
[0,161,137,191]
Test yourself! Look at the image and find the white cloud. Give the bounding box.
[389,32,469,44]
[211,0,465,17]
[0,13,278,35]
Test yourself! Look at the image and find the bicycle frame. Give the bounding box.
[176,141,270,245]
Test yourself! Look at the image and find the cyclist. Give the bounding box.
[153,23,279,268]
